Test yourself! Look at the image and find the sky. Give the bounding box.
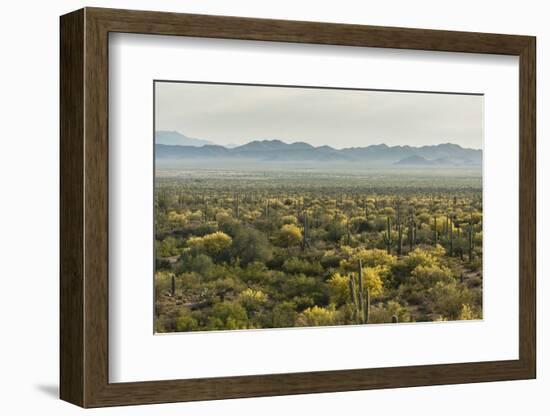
[155,81,483,149]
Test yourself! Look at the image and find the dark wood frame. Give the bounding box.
[60,7,536,408]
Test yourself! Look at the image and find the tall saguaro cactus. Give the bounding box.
[234,194,240,219]
[348,259,370,324]
[348,270,358,322]
[357,260,365,323]
[346,217,351,246]
[360,259,370,324]
[171,274,176,297]
[449,215,454,256]
[433,216,438,246]
[301,212,310,251]
[408,215,415,252]
[468,220,474,262]
[382,216,394,254]
[397,220,403,255]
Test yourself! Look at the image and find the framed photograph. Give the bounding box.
[60,7,536,407]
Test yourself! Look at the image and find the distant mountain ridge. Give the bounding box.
[155,135,481,167]
[155,130,214,147]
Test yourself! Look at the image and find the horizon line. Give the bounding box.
[155,130,482,152]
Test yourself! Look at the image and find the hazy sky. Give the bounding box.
[155,81,483,149]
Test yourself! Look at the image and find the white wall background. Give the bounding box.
[0,0,545,414]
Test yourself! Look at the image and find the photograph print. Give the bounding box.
[154,81,483,333]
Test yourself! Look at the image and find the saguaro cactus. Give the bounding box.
[382,216,394,254]
[301,212,310,251]
[357,262,365,322]
[234,194,240,219]
[449,216,454,256]
[346,218,351,245]
[457,220,464,260]
[397,221,403,255]
[348,259,370,324]
[408,215,415,252]
[348,271,358,322]
[433,216,438,245]
[361,261,370,324]
[468,221,474,262]
[171,274,176,297]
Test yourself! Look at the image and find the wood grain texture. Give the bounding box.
[59,7,537,408]
[518,38,536,376]
[59,8,84,406]
[83,10,110,406]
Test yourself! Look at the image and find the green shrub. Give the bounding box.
[368,301,411,324]
[175,312,199,332]
[206,302,248,330]
[427,281,475,320]
[282,257,323,276]
[296,306,338,327]
[270,301,298,328]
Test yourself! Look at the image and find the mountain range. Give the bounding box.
[156,131,240,148]
[155,133,481,167]
[155,130,214,147]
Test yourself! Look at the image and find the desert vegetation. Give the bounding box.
[154,169,482,332]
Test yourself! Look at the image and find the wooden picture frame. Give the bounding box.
[60,7,536,408]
